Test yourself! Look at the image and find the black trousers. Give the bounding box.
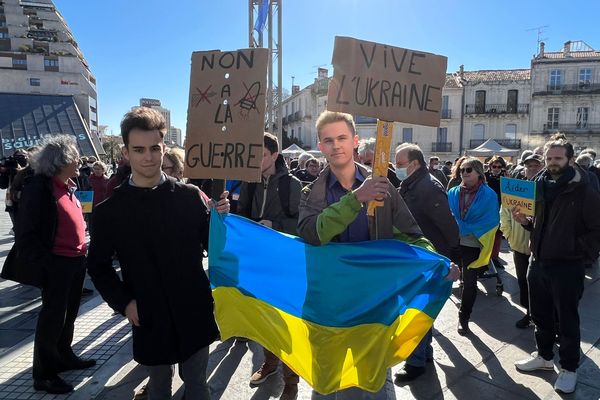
[527,262,585,372]
[33,255,86,379]
[513,251,531,311]
[458,245,481,322]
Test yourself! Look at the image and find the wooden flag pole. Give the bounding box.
[367,120,394,216]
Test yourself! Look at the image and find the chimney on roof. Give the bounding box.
[539,42,545,57]
[459,64,464,78]
[563,41,572,57]
[292,85,300,95]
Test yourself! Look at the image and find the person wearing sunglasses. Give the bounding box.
[447,158,500,335]
[485,156,507,268]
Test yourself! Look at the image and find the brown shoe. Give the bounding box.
[250,363,278,385]
[280,383,298,400]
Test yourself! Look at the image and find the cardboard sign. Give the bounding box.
[74,191,94,214]
[327,36,447,126]
[184,48,269,182]
[500,177,536,216]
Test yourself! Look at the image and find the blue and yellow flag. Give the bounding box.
[209,213,452,394]
[448,185,500,269]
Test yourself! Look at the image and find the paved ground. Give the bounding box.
[0,189,599,399]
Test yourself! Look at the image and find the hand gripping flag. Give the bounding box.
[209,213,452,394]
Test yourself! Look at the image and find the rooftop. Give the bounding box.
[462,69,531,83]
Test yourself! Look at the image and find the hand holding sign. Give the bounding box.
[511,207,530,225]
[500,177,536,217]
[327,36,447,214]
[353,176,391,203]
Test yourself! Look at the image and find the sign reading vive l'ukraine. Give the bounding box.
[208,212,452,394]
[500,177,536,216]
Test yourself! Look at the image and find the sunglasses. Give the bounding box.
[491,165,502,169]
[460,167,473,174]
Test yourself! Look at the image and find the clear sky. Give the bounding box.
[54,0,600,140]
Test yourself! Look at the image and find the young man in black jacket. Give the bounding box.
[513,134,600,394]
[87,108,229,400]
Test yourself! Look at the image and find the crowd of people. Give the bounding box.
[1,106,599,399]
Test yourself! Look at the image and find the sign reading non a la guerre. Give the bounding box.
[185,48,268,182]
[327,36,447,127]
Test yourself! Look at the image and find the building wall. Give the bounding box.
[0,0,98,135]
[168,126,182,147]
[281,45,600,159]
[528,56,600,152]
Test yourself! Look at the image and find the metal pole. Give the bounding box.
[267,1,273,134]
[276,0,283,145]
[248,0,254,47]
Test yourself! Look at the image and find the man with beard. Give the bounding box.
[513,134,600,394]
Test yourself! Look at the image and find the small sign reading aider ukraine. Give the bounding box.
[74,191,94,214]
[500,177,536,216]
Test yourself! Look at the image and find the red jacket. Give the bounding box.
[89,174,109,207]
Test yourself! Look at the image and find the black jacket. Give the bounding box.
[399,167,461,263]
[1,175,57,288]
[527,166,600,264]
[484,172,503,205]
[237,156,302,235]
[86,177,219,366]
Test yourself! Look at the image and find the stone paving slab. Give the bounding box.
[0,295,130,400]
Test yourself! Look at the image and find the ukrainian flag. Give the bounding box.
[448,184,500,269]
[209,213,452,394]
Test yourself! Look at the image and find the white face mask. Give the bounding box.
[396,167,408,181]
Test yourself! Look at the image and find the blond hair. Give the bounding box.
[92,160,107,173]
[315,111,356,139]
[164,147,185,175]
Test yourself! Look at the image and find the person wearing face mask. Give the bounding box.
[394,143,461,382]
[428,156,448,188]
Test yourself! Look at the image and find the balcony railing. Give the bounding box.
[543,123,600,133]
[431,142,452,152]
[469,139,521,149]
[441,109,452,119]
[541,83,600,95]
[282,116,288,125]
[465,104,529,115]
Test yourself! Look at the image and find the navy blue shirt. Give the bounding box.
[326,167,370,243]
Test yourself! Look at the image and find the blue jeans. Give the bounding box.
[405,328,433,368]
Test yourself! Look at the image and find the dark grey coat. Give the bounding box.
[399,166,461,263]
